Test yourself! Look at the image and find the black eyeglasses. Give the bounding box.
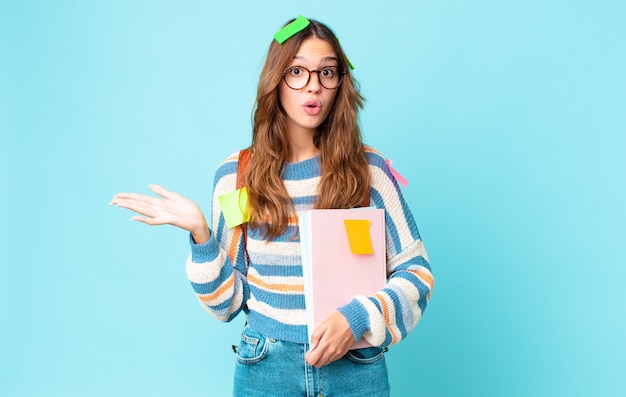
[282,66,345,90]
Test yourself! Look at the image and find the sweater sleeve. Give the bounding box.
[337,150,434,347]
[184,152,250,322]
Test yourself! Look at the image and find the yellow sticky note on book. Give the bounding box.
[218,187,250,228]
[343,219,373,254]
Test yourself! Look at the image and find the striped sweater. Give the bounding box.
[185,147,434,347]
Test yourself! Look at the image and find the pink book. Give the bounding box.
[298,208,386,349]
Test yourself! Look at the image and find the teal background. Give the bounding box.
[1,1,624,396]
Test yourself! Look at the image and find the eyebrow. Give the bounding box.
[292,55,338,63]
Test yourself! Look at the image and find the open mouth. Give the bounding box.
[304,100,322,115]
[304,103,321,115]
[305,100,321,108]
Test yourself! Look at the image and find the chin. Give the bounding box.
[296,120,324,131]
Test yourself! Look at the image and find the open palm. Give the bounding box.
[111,184,209,243]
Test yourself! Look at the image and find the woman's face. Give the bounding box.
[279,37,340,137]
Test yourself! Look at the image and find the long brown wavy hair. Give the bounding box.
[244,18,369,239]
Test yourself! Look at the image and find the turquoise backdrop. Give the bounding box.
[1,1,624,396]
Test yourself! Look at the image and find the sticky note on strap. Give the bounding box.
[218,187,250,228]
[386,159,408,187]
[274,14,310,44]
[343,219,373,255]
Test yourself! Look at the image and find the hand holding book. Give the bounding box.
[305,310,354,368]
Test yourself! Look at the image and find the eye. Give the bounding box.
[321,67,336,78]
[289,67,305,77]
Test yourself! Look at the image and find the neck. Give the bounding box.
[288,141,319,163]
[286,125,319,163]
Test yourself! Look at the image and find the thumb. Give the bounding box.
[309,324,326,351]
[149,184,172,198]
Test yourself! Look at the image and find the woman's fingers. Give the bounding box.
[114,183,173,202]
[111,192,169,222]
[112,191,151,201]
[111,196,151,214]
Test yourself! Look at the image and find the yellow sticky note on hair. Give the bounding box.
[218,187,250,228]
[343,219,373,255]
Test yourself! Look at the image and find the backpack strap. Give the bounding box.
[237,148,252,266]
[236,148,251,191]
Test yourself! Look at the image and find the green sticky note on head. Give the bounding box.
[274,14,310,44]
[218,187,250,228]
[343,219,373,255]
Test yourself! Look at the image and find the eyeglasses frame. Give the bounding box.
[281,65,346,90]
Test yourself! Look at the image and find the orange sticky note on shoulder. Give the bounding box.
[343,219,373,255]
[218,187,250,228]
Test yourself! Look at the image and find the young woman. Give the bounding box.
[112,16,434,396]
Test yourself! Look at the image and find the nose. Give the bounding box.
[306,70,322,92]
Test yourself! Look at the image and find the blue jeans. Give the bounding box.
[233,326,390,397]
